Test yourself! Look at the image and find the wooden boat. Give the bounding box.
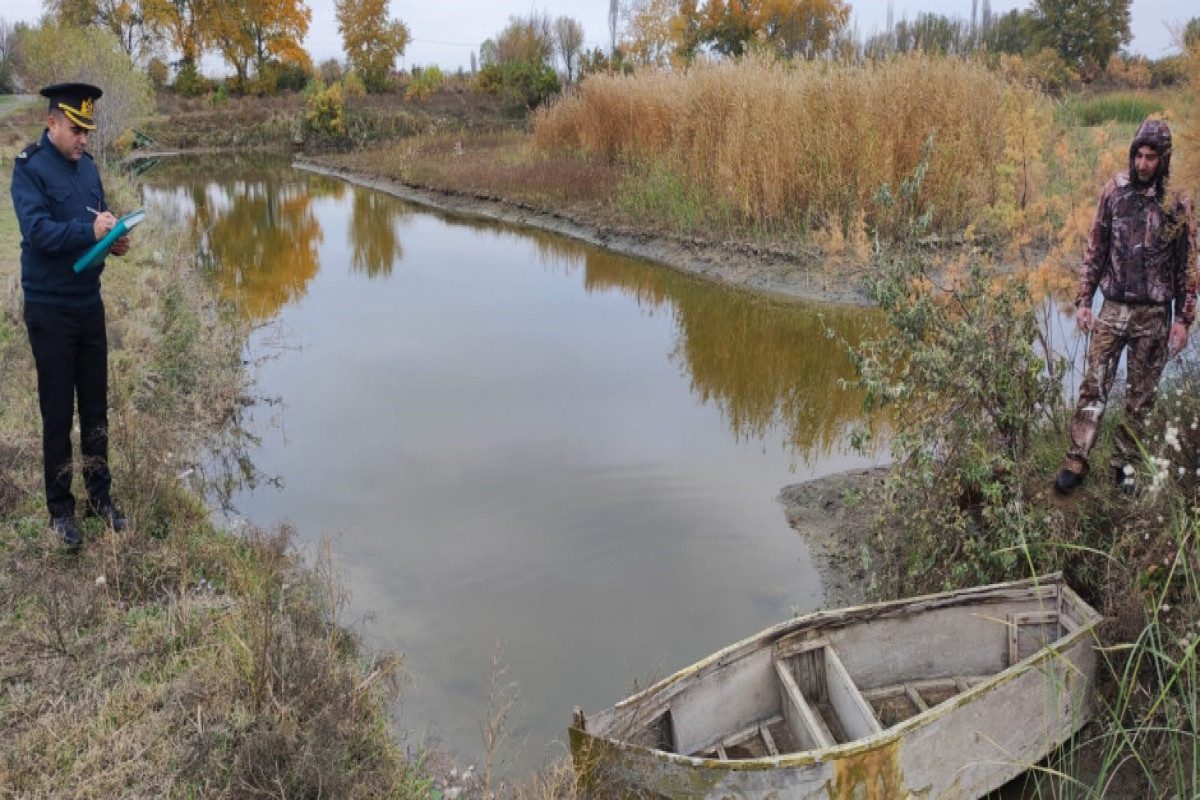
[569,574,1101,799]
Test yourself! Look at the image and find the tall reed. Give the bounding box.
[534,54,1048,240]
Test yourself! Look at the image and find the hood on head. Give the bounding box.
[1129,117,1171,195]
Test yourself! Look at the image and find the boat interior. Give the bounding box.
[611,588,1087,761]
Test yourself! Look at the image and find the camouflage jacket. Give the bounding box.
[1075,174,1197,328]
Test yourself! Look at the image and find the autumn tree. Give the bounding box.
[209,0,311,91]
[1031,0,1130,79]
[691,0,849,59]
[477,14,559,108]
[0,18,21,92]
[893,13,971,55]
[621,0,671,67]
[336,0,409,92]
[619,0,700,66]
[553,15,584,83]
[43,0,162,64]
[982,8,1036,55]
[485,12,554,66]
[1185,17,1200,51]
[146,0,210,85]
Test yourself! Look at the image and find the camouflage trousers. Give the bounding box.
[1063,301,1170,474]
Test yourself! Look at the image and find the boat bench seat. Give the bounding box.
[773,638,882,750]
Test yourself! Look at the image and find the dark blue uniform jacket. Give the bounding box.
[11,129,108,307]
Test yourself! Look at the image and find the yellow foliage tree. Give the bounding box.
[144,0,209,66]
[690,0,849,58]
[336,0,409,93]
[621,0,687,68]
[208,0,311,91]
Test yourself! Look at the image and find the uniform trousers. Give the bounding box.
[22,300,111,518]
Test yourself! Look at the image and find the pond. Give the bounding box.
[141,154,883,774]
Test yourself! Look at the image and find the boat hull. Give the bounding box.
[570,576,1100,800]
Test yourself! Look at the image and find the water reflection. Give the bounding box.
[585,251,863,460]
[348,190,411,278]
[495,225,868,462]
[144,158,873,462]
[144,156,334,323]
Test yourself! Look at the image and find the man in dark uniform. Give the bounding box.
[10,82,130,546]
[1054,117,1197,495]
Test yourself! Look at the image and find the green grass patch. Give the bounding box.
[1055,90,1170,127]
[617,158,735,234]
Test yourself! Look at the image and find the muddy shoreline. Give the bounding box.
[294,160,873,308]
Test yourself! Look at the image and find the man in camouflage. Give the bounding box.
[1055,117,1197,494]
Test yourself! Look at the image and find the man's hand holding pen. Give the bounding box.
[90,209,131,256]
[92,209,116,240]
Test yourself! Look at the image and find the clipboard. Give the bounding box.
[73,208,147,273]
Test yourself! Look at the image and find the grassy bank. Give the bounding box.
[0,107,428,797]
[140,83,523,153]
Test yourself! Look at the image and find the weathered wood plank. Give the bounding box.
[774,659,832,751]
[823,645,883,740]
[775,636,831,660]
[904,683,929,713]
[760,723,779,756]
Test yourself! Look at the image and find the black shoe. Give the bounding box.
[86,503,127,532]
[51,515,83,548]
[1054,468,1085,495]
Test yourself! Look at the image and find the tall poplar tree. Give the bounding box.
[336,0,409,92]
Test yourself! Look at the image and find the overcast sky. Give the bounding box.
[2,0,1190,75]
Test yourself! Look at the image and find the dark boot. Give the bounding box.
[86,502,127,532]
[1054,468,1086,495]
[51,515,83,548]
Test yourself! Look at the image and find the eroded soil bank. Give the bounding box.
[295,160,874,307]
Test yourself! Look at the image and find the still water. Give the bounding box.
[141,155,882,772]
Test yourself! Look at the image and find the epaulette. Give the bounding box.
[15,142,40,164]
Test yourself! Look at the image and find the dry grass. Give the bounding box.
[321,130,622,214]
[1174,46,1200,196]
[533,54,1049,241]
